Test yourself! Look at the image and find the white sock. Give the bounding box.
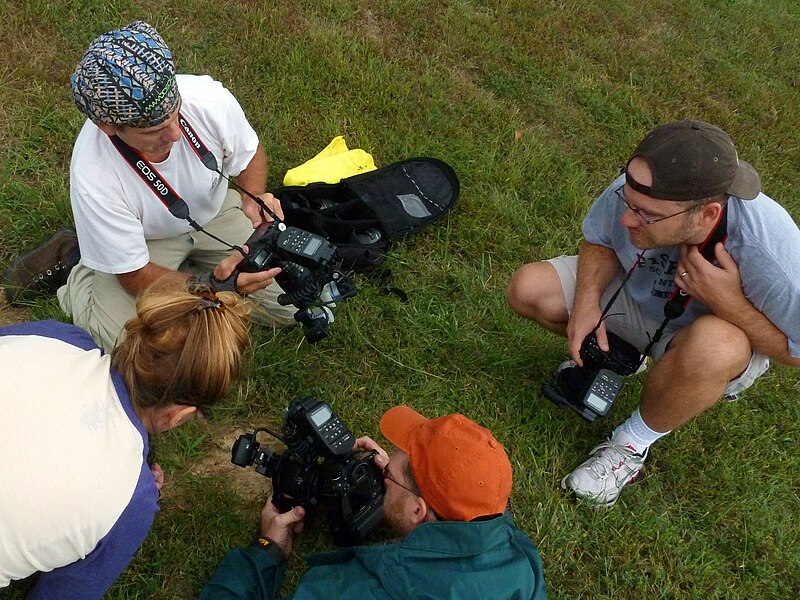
[611,407,670,454]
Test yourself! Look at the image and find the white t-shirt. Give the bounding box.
[70,74,259,274]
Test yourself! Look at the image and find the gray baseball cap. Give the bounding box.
[626,120,761,201]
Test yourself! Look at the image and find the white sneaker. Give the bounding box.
[561,440,647,507]
[555,359,578,374]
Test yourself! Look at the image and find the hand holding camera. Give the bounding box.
[231,397,385,547]
[230,222,358,343]
[542,331,642,422]
[197,150,358,342]
[261,500,305,555]
[353,436,389,469]
[197,246,282,295]
[566,297,608,367]
[241,192,284,228]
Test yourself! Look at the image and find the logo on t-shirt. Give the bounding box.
[646,253,679,299]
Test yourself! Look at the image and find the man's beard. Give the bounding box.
[381,493,412,536]
[627,219,696,250]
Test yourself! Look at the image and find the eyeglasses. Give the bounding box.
[383,465,422,497]
[614,185,696,225]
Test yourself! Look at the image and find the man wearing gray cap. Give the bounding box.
[5,21,295,348]
[508,120,800,507]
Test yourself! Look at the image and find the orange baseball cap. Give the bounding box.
[380,405,513,522]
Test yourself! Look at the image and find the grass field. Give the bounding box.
[1,1,799,598]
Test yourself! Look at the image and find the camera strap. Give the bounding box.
[177,113,219,171]
[108,119,200,226]
[644,203,729,353]
[108,115,242,253]
[594,203,729,360]
[594,249,646,329]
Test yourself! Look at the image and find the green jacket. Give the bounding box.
[200,513,547,599]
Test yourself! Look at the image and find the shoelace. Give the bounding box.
[586,442,642,479]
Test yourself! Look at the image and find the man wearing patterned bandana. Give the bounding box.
[52,21,296,349]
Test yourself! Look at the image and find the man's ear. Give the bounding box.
[96,122,118,137]
[153,404,198,432]
[697,202,723,226]
[408,497,434,526]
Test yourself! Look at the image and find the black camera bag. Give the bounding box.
[274,157,459,271]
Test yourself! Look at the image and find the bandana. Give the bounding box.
[70,21,180,128]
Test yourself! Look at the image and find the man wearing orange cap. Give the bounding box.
[200,406,547,599]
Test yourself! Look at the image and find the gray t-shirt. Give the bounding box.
[582,174,800,357]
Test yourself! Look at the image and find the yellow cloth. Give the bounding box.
[282,136,376,186]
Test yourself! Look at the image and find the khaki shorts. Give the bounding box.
[547,254,770,397]
[58,189,297,349]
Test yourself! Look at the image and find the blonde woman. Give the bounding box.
[0,276,250,598]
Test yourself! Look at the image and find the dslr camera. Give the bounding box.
[231,396,385,547]
[542,331,642,421]
[238,222,358,343]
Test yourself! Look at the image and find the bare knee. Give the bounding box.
[507,261,568,325]
[667,315,752,379]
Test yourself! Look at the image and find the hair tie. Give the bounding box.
[198,298,223,310]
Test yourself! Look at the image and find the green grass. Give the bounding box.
[2,1,799,598]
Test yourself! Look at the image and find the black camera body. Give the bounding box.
[231,397,385,547]
[238,222,358,343]
[542,331,642,421]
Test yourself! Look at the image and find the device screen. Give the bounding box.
[585,393,609,413]
[310,405,333,427]
[303,237,323,255]
[253,248,271,267]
